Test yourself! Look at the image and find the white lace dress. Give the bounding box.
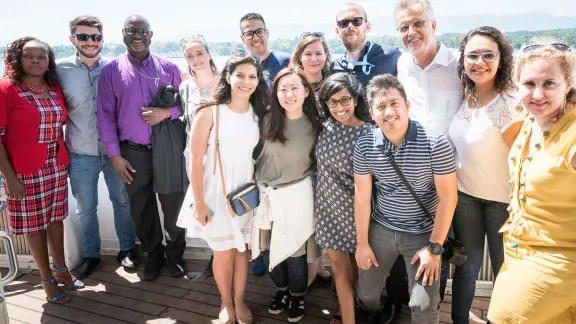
[176,104,259,251]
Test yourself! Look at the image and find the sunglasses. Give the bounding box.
[326,96,353,108]
[336,17,365,29]
[231,49,261,62]
[180,35,206,46]
[242,28,266,40]
[523,43,571,53]
[123,27,151,36]
[300,32,324,39]
[73,34,103,42]
[397,20,427,34]
[464,51,500,64]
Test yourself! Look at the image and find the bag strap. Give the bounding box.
[380,146,432,220]
[212,105,236,217]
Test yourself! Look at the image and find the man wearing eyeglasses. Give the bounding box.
[331,3,402,87]
[97,15,187,282]
[394,0,464,320]
[56,15,138,280]
[239,12,290,86]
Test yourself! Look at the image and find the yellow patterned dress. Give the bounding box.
[487,107,576,324]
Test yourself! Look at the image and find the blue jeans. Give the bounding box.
[69,153,135,258]
[451,191,508,324]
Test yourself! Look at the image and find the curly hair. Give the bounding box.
[515,45,576,105]
[264,67,322,144]
[3,36,59,87]
[457,26,516,104]
[197,53,269,126]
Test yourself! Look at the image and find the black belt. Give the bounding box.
[121,140,152,150]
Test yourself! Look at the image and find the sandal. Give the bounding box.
[330,314,343,324]
[41,277,71,304]
[51,266,85,289]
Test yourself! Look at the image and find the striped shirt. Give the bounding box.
[353,119,456,234]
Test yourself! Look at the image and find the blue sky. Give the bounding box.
[1,0,575,45]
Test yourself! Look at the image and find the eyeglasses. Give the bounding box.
[300,32,324,39]
[123,27,151,36]
[326,96,353,108]
[397,20,427,34]
[180,35,206,46]
[464,51,500,64]
[336,17,366,29]
[522,43,571,53]
[231,49,261,62]
[73,34,103,42]
[242,28,266,40]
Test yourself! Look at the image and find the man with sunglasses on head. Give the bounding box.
[97,15,187,282]
[56,15,138,280]
[331,3,402,87]
[239,12,290,86]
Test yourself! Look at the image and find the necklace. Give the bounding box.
[23,79,46,94]
[131,59,160,87]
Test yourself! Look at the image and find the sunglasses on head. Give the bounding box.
[522,43,571,53]
[180,35,206,46]
[73,34,103,42]
[336,17,365,29]
[231,49,261,62]
[242,28,266,40]
[300,32,324,39]
[123,27,151,36]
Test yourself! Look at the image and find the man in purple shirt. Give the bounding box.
[97,15,187,281]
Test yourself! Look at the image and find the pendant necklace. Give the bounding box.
[131,59,160,87]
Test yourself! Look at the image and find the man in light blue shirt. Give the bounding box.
[56,15,137,280]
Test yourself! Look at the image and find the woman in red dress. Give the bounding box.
[0,37,84,304]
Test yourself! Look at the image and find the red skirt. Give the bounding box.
[5,142,68,235]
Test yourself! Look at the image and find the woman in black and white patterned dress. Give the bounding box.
[315,74,372,324]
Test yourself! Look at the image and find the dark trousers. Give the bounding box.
[121,143,186,262]
[262,250,308,297]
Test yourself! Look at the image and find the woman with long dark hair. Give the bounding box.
[251,67,321,323]
[315,73,372,324]
[176,50,269,324]
[0,37,84,304]
[447,26,526,324]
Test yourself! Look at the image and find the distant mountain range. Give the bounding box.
[173,12,576,41]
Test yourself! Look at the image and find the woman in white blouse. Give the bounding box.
[178,35,220,277]
[448,26,526,324]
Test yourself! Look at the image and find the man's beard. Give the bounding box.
[342,34,366,53]
[76,45,102,59]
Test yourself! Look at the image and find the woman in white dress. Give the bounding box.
[178,35,220,277]
[176,51,269,324]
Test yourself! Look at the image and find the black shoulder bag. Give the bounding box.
[381,147,467,266]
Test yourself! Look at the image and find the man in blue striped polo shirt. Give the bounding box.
[353,75,457,323]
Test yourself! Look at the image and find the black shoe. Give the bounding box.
[167,258,187,278]
[315,273,333,288]
[204,255,214,278]
[268,290,289,315]
[117,248,139,269]
[141,249,165,281]
[74,257,100,280]
[287,296,305,323]
[379,301,402,324]
[355,307,376,324]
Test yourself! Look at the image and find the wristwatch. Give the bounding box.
[426,242,444,255]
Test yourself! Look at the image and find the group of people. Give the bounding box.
[0,0,574,323]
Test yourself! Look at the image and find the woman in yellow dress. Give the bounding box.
[487,44,576,323]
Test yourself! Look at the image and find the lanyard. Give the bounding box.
[341,42,375,76]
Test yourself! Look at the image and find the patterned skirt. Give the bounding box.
[5,143,68,235]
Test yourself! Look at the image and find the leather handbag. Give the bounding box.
[213,104,260,217]
[381,147,467,266]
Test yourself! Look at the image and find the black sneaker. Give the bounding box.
[268,290,289,315]
[117,248,139,269]
[287,296,305,322]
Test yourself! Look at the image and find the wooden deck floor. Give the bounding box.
[4,256,490,323]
